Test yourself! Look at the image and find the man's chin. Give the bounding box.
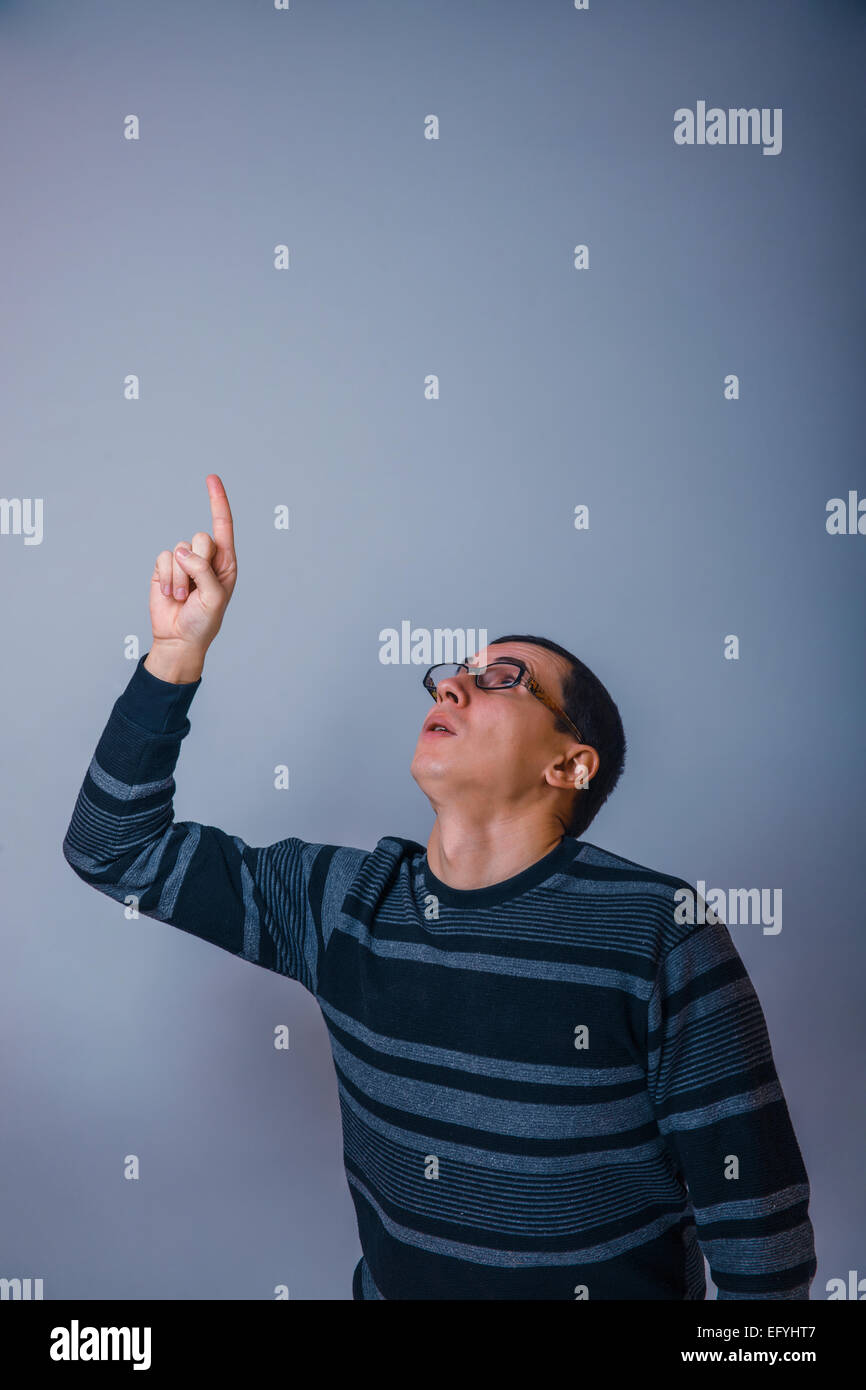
[410,745,457,788]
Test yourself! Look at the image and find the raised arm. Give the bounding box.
[62,475,360,992]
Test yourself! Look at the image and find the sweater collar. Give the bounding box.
[421,835,582,909]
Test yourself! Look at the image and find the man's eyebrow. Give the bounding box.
[467,653,530,672]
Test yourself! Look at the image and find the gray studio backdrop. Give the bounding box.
[2,0,864,1299]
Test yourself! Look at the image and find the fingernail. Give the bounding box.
[162,583,171,597]
[175,587,186,600]
[176,545,190,556]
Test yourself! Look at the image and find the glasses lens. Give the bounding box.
[476,661,522,689]
[425,663,463,693]
[425,661,523,694]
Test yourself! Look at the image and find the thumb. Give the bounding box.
[174,545,224,607]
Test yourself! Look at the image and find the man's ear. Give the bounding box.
[545,744,600,791]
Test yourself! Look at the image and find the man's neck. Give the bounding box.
[425,812,566,891]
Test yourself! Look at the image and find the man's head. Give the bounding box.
[410,633,626,839]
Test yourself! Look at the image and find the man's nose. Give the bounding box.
[433,672,472,704]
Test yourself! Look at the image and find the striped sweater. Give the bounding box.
[62,653,817,1300]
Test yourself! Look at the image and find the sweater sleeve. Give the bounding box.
[646,915,817,1299]
[61,652,352,995]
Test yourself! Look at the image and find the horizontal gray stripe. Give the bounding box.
[320,996,644,1088]
[657,1079,783,1133]
[330,1034,655,1139]
[337,1081,669,1174]
[332,915,651,995]
[700,1219,816,1273]
[692,1183,809,1224]
[88,756,175,800]
[346,1171,687,1267]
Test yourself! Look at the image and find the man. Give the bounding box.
[62,475,816,1300]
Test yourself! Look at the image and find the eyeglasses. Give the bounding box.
[422,659,585,745]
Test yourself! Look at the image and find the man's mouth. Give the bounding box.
[423,715,457,736]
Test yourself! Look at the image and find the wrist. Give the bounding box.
[144,641,206,685]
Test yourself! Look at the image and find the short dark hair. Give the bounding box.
[489,633,627,838]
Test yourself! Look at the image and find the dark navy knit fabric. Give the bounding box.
[62,654,817,1300]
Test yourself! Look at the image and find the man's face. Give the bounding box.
[410,641,577,818]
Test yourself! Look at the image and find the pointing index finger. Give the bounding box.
[206,473,235,566]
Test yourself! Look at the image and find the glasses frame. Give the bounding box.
[422,658,585,746]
